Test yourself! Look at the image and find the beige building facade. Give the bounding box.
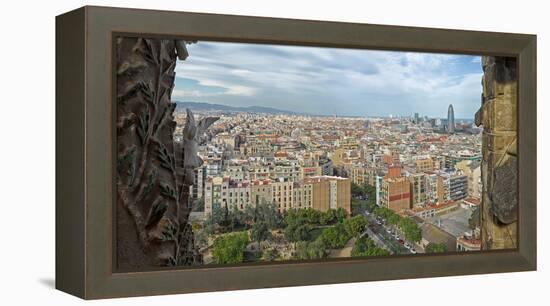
[381,176,411,212]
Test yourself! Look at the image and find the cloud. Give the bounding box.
[192,78,256,96]
[174,41,482,118]
[172,89,209,99]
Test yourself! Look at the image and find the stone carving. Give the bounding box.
[182,108,220,185]
[116,37,217,269]
[476,56,518,249]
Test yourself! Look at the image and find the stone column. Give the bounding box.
[476,56,518,250]
[116,38,199,269]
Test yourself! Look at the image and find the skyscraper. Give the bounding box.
[447,104,455,133]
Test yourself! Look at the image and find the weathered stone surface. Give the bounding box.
[491,156,518,224]
[479,56,518,250]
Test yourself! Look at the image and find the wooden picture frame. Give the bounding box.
[56,6,536,299]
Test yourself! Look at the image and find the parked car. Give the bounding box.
[404,243,411,249]
[398,239,404,245]
[410,248,417,254]
[394,234,400,240]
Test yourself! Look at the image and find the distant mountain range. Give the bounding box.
[174,101,301,115]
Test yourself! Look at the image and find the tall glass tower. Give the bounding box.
[447,104,455,133]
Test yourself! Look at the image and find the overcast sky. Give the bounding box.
[173,41,482,119]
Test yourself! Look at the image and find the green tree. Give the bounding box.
[367,247,390,257]
[363,184,376,196]
[228,206,246,231]
[364,199,376,213]
[343,215,368,237]
[399,218,422,243]
[211,231,250,264]
[283,208,302,227]
[304,209,321,224]
[319,209,337,225]
[255,202,283,229]
[285,223,312,243]
[286,208,320,225]
[334,207,348,223]
[203,206,225,235]
[283,208,320,243]
[251,221,271,249]
[318,223,351,249]
[425,242,447,253]
[362,185,377,211]
[351,182,364,197]
[387,213,401,227]
[295,240,328,260]
[242,204,257,226]
[351,236,390,257]
[221,204,230,227]
[373,206,393,220]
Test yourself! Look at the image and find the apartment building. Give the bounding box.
[455,160,482,198]
[415,157,434,172]
[381,176,411,212]
[204,176,252,213]
[271,178,294,211]
[409,172,426,207]
[250,179,272,206]
[292,181,314,209]
[347,164,368,186]
[306,176,351,214]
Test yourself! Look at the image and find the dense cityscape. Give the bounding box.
[175,103,483,265]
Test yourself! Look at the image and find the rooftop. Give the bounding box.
[463,197,481,206]
[421,223,457,252]
[305,175,349,182]
[425,206,473,237]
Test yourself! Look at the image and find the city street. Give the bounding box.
[362,211,412,255]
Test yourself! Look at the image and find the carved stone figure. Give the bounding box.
[115,37,217,269]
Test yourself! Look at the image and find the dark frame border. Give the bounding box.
[56,6,536,299]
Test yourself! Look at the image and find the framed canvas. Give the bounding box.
[56,6,537,299]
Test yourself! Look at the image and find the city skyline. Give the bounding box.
[174,41,482,119]
[174,108,483,263]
